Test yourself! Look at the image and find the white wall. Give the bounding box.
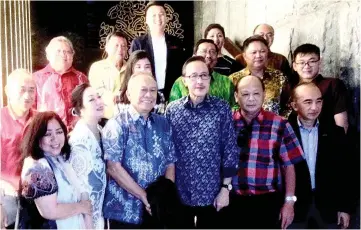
[194,0,361,88]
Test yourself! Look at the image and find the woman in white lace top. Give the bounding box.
[69,83,107,229]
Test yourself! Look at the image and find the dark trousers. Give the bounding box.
[106,219,141,229]
[181,204,221,229]
[288,194,340,229]
[224,192,283,229]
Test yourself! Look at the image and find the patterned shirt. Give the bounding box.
[229,67,290,116]
[235,51,292,79]
[33,64,88,130]
[166,95,239,206]
[232,109,304,195]
[102,105,177,224]
[169,71,235,107]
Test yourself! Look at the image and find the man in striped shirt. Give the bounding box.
[227,75,304,229]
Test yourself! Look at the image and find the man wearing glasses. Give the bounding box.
[166,56,239,228]
[228,75,304,229]
[291,43,348,132]
[33,36,88,131]
[169,39,235,106]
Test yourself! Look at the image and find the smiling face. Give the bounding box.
[235,75,265,116]
[293,53,321,82]
[243,41,268,70]
[6,72,36,113]
[291,84,323,123]
[133,58,152,74]
[39,118,66,156]
[206,28,225,52]
[195,42,218,69]
[105,35,127,62]
[46,40,74,73]
[146,5,166,33]
[80,86,104,121]
[183,60,210,99]
[127,73,158,116]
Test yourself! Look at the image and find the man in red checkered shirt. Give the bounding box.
[225,75,304,229]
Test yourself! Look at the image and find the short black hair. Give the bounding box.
[21,111,71,161]
[204,23,225,38]
[193,39,218,55]
[105,31,127,44]
[242,35,269,51]
[71,83,91,116]
[235,75,265,92]
[145,1,165,17]
[293,43,320,62]
[291,81,322,102]
[181,56,207,77]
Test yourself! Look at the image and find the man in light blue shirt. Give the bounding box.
[289,82,351,229]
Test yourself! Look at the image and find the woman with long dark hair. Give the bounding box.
[19,112,92,229]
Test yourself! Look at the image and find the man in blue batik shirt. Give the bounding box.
[102,72,177,229]
[166,56,239,228]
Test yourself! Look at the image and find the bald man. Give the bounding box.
[235,24,292,79]
[1,69,37,228]
[102,72,176,228]
[288,82,351,229]
[226,75,304,229]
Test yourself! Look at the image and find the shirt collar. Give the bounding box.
[6,105,34,125]
[127,104,154,123]
[297,116,319,130]
[234,109,264,125]
[183,94,211,109]
[42,63,76,75]
[242,67,272,80]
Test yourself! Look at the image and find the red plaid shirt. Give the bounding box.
[232,109,304,195]
[33,64,88,130]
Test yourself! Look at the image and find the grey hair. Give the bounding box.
[45,36,75,54]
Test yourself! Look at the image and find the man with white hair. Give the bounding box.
[33,36,88,130]
[102,72,176,228]
[0,69,37,229]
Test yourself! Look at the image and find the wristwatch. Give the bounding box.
[221,183,233,191]
[285,195,297,203]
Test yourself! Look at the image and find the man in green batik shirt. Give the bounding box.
[169,39,235,106]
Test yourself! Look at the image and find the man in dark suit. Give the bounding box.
[130,1,186,101]
[288,82,352,229]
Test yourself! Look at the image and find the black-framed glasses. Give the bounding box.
[295,59,320,68]
[186,73,211,81]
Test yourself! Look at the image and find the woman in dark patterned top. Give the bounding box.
[18,112,92,229]
[204,23,244,76]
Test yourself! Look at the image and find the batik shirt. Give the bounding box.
[169,71,235,107]
[229,67,290,116]
[102,105,177,224]
[166,95,239,206]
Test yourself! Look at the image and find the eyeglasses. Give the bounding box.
[295,59,319,68]
[186,73,211,81]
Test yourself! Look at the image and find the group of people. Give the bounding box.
[0,1,359,229]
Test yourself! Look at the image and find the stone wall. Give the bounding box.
[194,0,361,88]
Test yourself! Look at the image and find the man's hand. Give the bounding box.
[279,202,294,229]
[213,188,230,212]
[0,205,7,229]
[337,212,350,229]
[140,193,152,216]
